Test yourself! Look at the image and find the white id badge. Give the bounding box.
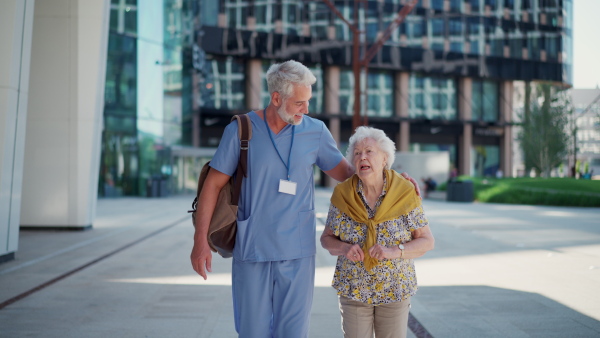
[279,179,297,195]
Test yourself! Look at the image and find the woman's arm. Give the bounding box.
[401,225,435,259]
[369,225,435,260]
[320,225,365,262]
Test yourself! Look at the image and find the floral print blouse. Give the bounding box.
[326,177,429,305]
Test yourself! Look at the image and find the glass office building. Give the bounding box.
[100,0,195,197]
[100,0,573,196]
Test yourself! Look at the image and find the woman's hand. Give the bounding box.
[321,224,364,262]
[368,243,399,260]
[344,243,365,262]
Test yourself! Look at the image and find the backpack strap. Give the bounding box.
[230,114,252,205]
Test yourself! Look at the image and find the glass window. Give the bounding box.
[339,70,355,116]
[473,145,500,177]
[261,61,274,108]
[472,79,498,122]
[546,36,558,61]
[199,56,245,110]
[482,81,498,121]
[449,19,462,36]
[110,9,119,30]
[470,40,480,54]
[410,74,457,120]
[528,36,540,60]
[432,19,444,37]
[431,43,445,51]
[308,65,323,115]
[491,39,504,57]
[509,37,522,58]
[200,0,218,26]
[451,42,464,52]
[407,16,424,47]
[472,80,483,120]
[124,6,137,34]
[431,0,444,11]
[365,72,393,117]
[450,0,462,12]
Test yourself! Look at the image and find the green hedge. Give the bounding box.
[454,177,600,207]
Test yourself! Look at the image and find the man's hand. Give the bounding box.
[190,168,231,280]
[191,239,213,280]
[401,172,422,199]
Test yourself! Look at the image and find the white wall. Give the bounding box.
[392,151,451,189]
[20,0,109,228]
[0,0,35,257]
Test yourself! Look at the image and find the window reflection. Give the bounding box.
[409,74,457,120]
[472,79,499,122]
[366,72,393,117]
[199,56,246,110]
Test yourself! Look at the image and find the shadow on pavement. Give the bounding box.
[413,285,600,338]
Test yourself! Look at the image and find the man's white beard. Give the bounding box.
[277,103,302,125]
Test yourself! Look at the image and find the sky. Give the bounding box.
[573,0,600,89]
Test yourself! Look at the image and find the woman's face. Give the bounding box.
[352,137,387,181]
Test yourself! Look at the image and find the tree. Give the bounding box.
[518,84,570,177]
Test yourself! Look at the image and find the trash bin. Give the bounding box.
[147,177,159,197]
[446,180,474,202]
[147,176,169,197]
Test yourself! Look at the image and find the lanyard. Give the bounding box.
[263,113,295,180]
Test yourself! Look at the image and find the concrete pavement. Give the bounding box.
[0,189,599,337]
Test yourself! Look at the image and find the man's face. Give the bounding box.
[276,84,312,125]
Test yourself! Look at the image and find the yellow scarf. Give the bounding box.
[330,170,421,271]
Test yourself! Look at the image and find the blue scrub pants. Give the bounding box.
[232,256,315,338]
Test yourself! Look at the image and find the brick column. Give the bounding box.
[325,66,341,187]
[395,72,410,152]
[500,81,513,177]
[458,77,472,176]
[246,59,263,110]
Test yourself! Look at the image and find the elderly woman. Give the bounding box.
[320,126,435,338]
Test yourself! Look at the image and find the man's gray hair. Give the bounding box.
[346,126,396,170]
[266,60,316,100]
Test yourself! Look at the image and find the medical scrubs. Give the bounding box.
[210,111,343,337]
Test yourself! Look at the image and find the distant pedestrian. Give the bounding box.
[321,126,435,338]
[424,177,437,196]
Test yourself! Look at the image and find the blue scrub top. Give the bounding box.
[210,111,343,262]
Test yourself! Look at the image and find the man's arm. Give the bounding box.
[190,168,230,280]
[323,158,354,182]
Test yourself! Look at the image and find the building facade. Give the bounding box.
[188,0,572,186]
[97,0,574,197]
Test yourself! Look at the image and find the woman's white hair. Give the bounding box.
[266,60,316,100]
[346,126,396,170]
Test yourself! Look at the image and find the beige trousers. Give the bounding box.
[338,295,411,338]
